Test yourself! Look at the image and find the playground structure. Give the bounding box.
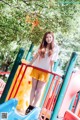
[0,98,41,120]
[70,89,80,118]
[0,45,80,120]
[0,71,10,97]
[0,79,6,97]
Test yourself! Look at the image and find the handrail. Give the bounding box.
[21,63,62,77]
[0,71,10,75]
[7,62,62,100]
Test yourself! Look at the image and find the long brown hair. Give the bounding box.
[38,32,54,57]
[39,31,54,50]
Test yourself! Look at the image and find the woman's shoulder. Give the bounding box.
[54,42,59,51]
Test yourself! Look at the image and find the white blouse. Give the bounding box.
[32,43,59,71]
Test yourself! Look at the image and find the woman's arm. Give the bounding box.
[29,52,38,65]
[50,43,59,72]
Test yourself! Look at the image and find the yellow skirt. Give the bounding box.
[30,68,49,82]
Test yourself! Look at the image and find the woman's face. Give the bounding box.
[46,34,53,44]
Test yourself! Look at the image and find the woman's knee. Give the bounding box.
[32,78,37,89]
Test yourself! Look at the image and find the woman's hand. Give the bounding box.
[38,48,45,58]
[50,61,54,72]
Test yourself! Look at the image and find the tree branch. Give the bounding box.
[0,0,23,10]
[1,0,12,7]
[22,0,30,5]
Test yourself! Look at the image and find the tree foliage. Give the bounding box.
[0,0,80,72]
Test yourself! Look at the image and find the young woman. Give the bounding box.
[25,31,59,114]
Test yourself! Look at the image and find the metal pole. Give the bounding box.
[40,60,60,108]
[0,48,24,104]
[25,43,34,61]
[51,52,78,120]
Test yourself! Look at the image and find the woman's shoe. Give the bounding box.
[25,105,35,115]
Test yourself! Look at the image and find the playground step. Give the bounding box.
[0,98,41,120]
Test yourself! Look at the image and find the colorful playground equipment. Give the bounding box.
[0,71,10,76]
[75,98,80,118]
[58,70,80,118]
[64,110,80,120]
[0,79,6,97]
[5,59,32,111]
[0,46,80,120]
[0,71,10,97]
[0,98,41,120]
